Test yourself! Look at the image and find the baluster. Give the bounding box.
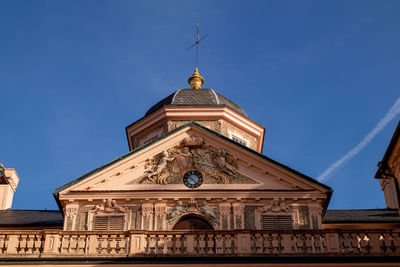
[254,233,262,254]
[148,235,156,254]
[71,235,79,254]
[392,232,400,254]
[342,233,351,253]
[382,233,393,254]
[36,234,43,254]
[100,235,109,255]
[198,234,206,254]
[119,234,126,255]
[166,235,173,254]
[77,235,86,255]
[295,234,304,253]
[215,234,223,254]
[304,233,312,254]
[368,233,381,254]
[349,233,359,254]
[313,233,321,253]
[281,234,293,254]
[60,235,69,255]
[25,235,34,254]
[108,235,117,255]
[155,235,161,254]
[206,233,214,254]
[271,234,279,254]
[359,233,368,253]
[224,234,232,254]
[175,234,182,254]
[19,235,27,254]
[159,235,167,254]
[263,233,271,254]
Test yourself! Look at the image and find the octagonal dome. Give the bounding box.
[145,88,248,118]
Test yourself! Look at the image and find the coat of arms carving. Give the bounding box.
[138,136,242,185]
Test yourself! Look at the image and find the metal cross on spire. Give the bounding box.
[186,23,209,69]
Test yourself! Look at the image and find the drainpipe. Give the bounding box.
[376,161,400,214]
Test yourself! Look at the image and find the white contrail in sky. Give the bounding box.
[318,98,400,182]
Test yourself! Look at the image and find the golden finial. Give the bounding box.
[188,68,204,89]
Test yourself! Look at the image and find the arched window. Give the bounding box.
[172,216,213,230]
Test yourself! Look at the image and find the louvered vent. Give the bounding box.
[262,215,292,230]
[94,215,124,230]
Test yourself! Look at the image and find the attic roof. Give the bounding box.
[323,209,400,223]
[0,210,63,227]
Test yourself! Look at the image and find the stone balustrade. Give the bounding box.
[0,229,399,258]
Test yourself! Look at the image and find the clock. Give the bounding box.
[183,170,203,188]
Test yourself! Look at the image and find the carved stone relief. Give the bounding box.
[258,198,292,213]
[166,200,219,227]
[94,199,128,213]
[128,136,259,185]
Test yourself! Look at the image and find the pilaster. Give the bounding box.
[64,203,79,231]
[219,203,231,230]
[155,203,167,230]
[141,203,154,230]
[232,203,244,229]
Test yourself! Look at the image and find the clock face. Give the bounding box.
[183,170,203,188]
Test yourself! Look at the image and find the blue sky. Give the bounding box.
[0,0,399,210]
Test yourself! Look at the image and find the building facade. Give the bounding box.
[1,69,400,266]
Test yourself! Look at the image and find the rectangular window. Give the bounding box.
[94,215,124,230]
[262,215,292,230]
[232,136,247,147]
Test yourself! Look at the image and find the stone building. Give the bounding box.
[0,69,400,266]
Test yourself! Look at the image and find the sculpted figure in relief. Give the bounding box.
[263,199,291,213]
[144,150,176,184]
[166,201,186,225]
[215,148,238,177]
[95,199,127,213]
[199,201,218,224]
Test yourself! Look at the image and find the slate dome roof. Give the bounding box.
[145,88,248,118]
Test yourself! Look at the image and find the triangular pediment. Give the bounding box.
[56,122,330,196]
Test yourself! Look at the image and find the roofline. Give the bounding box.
[56,121,198,193]
[125,104,264,131]
[375,120,400,178]
[57,121,331,196]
